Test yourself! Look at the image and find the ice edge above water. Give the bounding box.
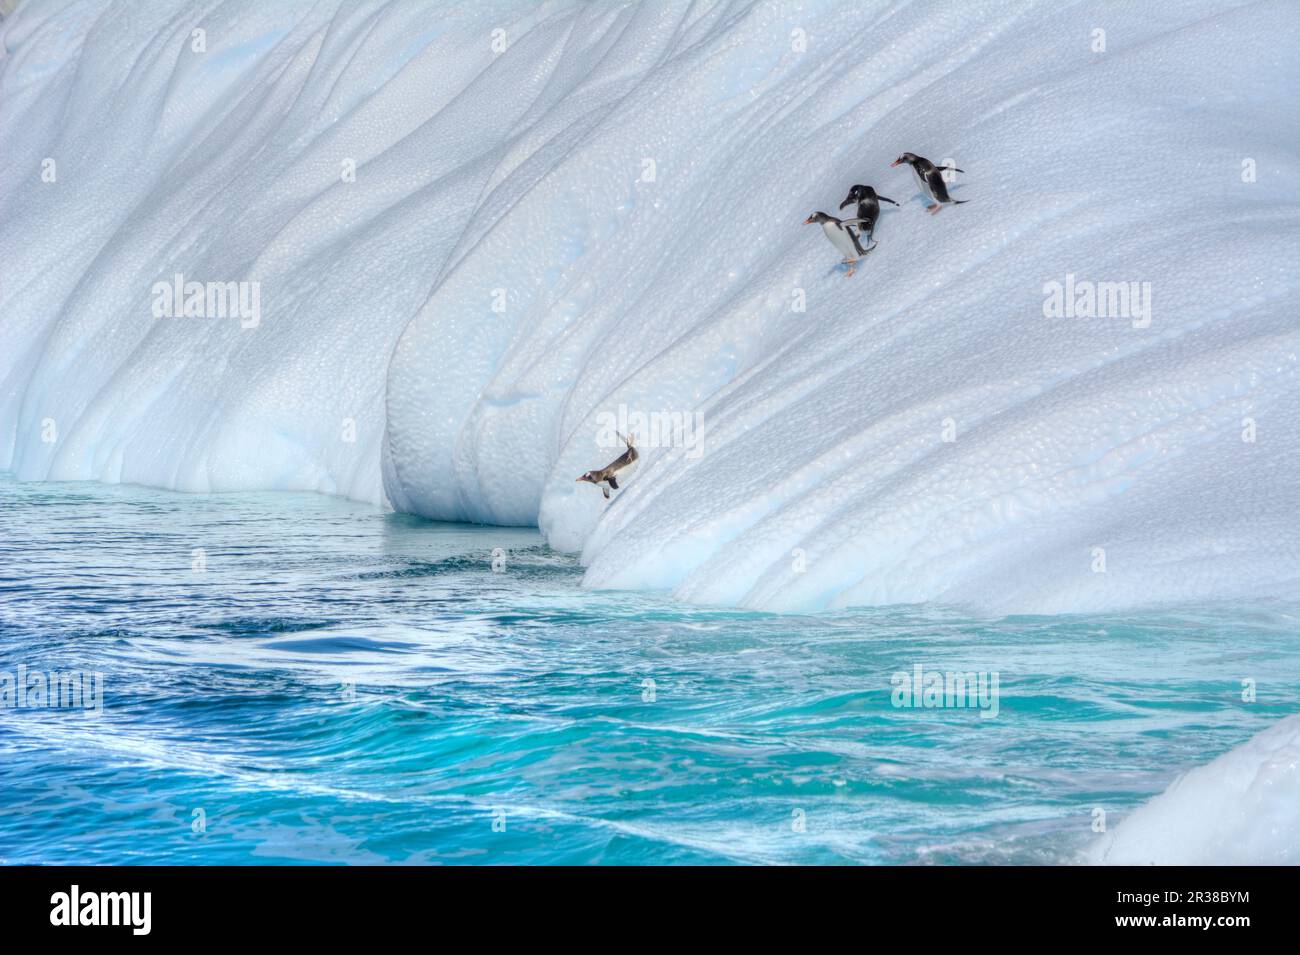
[1092,713,1300,865]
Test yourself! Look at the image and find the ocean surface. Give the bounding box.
[2,473,1297,865]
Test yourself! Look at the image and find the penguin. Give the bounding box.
[890,152,967,214]
[577,431,638,500]
[838,184,899,248]
[804,211,871,277]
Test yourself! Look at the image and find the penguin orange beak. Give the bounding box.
[803,216,814,224]
[890,159,902,167]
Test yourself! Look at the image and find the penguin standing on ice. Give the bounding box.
[577,432,637,500]
[838,184,899,249]
[890,152,967,214]
[804,211,871,277]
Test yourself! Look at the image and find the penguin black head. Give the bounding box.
[839,184,872,210]
[804,211,833,225]
[890,152,921,168]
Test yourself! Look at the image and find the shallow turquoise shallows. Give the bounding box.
[1,474,1296,865]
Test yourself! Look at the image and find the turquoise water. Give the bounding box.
[1,474,1297,864]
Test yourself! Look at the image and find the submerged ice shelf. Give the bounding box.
[2,0,1298,613]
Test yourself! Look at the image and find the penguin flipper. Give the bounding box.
[601,486,610,500]
[607,476,618,490]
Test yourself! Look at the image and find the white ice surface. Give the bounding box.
[1092,713,1300,865]
[2,0,1298,613]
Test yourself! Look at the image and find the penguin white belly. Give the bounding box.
[821,220,859,260]
[911,164,930,201]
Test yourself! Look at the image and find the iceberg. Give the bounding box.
[1092,713,1300,865]
[2,0,1297,613]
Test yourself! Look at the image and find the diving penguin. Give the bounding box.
[577,432,637,500]
[804,211,871,277]
[890,152,967,214]
[838,184,899,248]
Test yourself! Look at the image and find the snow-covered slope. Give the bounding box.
[1092,713,1300,865]
[3,0,1297,612]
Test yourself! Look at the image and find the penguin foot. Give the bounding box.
[844,265,856,278]
[926,204,941,215]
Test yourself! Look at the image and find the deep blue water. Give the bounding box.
[2,474,1297,864]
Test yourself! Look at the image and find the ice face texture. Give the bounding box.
[1091,713,1300,865]
[2,1,1297,612]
